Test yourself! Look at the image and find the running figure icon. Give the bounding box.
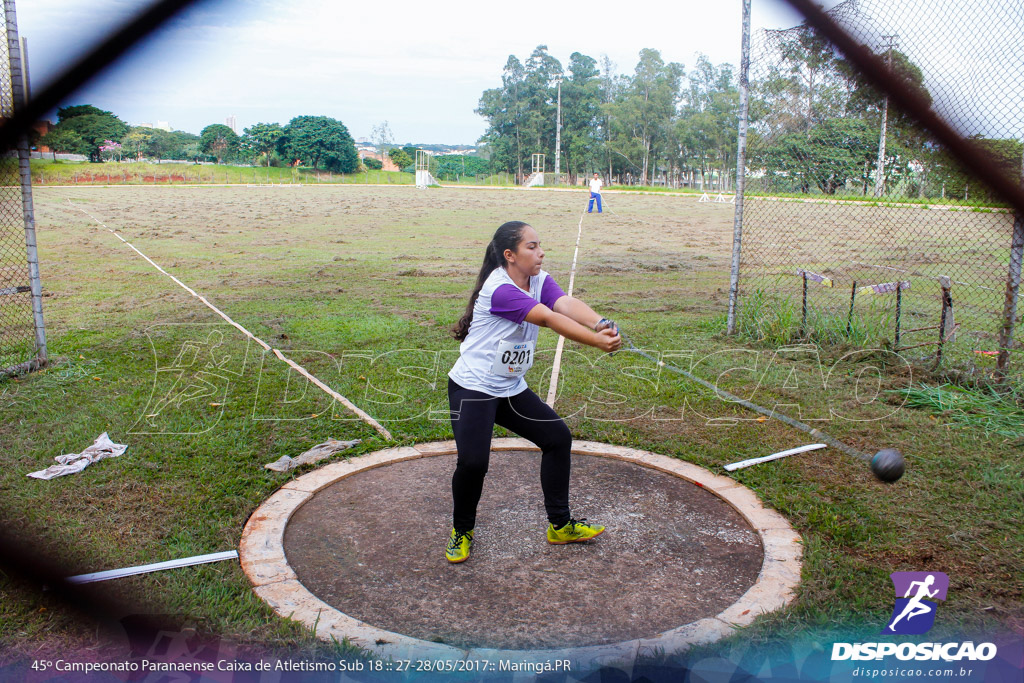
[886,574,939,632]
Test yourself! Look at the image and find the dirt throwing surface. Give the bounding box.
[283,451,763,650]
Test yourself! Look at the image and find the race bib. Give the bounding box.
[491,339,535,377]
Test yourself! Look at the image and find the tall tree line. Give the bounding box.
[751,25,934,197]
[749,23,1019,200]
[476,46,738,188]
[478,39,1017,199]
[40,108,360,172]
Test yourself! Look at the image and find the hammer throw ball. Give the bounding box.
[870,448,905,482]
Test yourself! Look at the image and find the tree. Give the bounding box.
[172,131,202,159]
[200,124,240,164]
[608,49,683,184]
[181,142,203,163]
[839,50,931,126]
[598,55,625,178]
[930,137,1023,202]
[99,140,123,162]
[477,55,529,176]
[763,118,876,194]
[279,115,359,172]
[39,128,84,160]
[388,148,413,170]
[241,122,284,167]
[362,157,383,170]
[676,55,739,191]
[51,105,129,162]
[476,46,567,178]
[771,25,844,129]
[57,104,112,122]
[521,45,563,161]
[144,129,170,162]
[559,52,603,182]
[433,155,490,181]
[371,121,395,156]
[837,49,932,195]
[123,127,153,161]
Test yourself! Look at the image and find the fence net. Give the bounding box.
[738,0,1022,379]
[0,10,37,375]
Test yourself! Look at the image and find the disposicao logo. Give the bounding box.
[831,571,998,662]
[884,571,949,635]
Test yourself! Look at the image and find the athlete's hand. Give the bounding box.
[595,318,619,335]
[595,327,622,353]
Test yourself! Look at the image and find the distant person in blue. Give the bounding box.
[444,220,621,563]
[587,172,603,213]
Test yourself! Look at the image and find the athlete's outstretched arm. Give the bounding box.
[551,295,609,331]
[525,303,621,353]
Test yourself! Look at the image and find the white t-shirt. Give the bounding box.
[589,177,603,193]
[449,267,565,397]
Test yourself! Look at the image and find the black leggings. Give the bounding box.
[448,378,572,532]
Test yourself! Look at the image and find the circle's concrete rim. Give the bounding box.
[240,438,802,668]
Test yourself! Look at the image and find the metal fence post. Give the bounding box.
[997,211,1023,378]
[6,0,46,370]
[894,282,903,350]
[726,0,751,335]
[935,276,953,367]
[996,146,1024,379]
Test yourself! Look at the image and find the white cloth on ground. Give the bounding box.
[27,432,128,480]
[264,438,362,472]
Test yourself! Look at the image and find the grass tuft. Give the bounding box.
[893,383,1024,443]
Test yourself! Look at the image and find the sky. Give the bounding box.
[16,0,839,145]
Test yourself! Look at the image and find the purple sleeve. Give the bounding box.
[541,276,567,309]
[490,284,541,324]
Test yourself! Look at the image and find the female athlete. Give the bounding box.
[445,220,621,562]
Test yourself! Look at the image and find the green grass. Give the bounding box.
[1,186,1020,663]
[30,159,413,186]
[892,383,1024,443]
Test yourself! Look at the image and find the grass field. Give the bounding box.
[29,160,523,188]
[0,185,1021,665]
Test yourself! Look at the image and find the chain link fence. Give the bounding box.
[736,0,1022,381]
[0,1,45,376]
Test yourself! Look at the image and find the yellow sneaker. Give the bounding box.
[547,518,605,544]
[445,528,473,563]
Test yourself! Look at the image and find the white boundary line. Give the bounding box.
[67,550,239,584]
[68,200,393,441]
[545,206,589,406]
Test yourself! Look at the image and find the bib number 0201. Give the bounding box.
[501,348,531,365]
[491,339,535,377]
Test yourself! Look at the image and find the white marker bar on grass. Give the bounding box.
[66,550,239,584]
[795,269,833,287]
[723,443,826,472]
[858,280,910,295]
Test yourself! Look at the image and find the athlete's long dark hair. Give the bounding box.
[452,221,530,341]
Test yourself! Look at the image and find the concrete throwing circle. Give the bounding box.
[240,439,802,668]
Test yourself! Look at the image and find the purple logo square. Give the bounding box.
[883,572,949,635]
